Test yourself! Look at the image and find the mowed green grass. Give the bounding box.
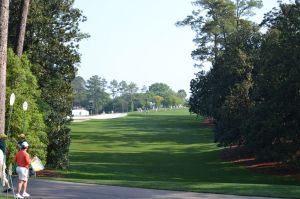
[63,109,300,198]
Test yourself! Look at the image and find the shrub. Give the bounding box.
[5,49,47,165]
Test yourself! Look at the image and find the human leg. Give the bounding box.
[23,180,27,192]
[16,180,25,198]
[22,180,30,197]
[21,168,30,197]
[2,177,12,192]
[16,180,23,193]
[16,167,28,198]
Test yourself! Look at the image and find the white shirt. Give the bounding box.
[0,150,3,165]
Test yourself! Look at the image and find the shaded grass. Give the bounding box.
[60,109,300,198]
[0,194,13,198]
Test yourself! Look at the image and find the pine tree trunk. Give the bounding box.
[0,0,10,135]
[15,0,30,57]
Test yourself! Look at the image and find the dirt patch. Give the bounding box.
[36,169,64,178]
[199,118,300,181]
[222,146,300,181]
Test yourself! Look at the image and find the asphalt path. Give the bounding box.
[6,179,284,199]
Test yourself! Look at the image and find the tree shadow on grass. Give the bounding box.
[69,112,300,189]
[71,115,212,145]
[67,150,299,186]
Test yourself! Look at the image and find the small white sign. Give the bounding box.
[10,93,15,106]
[23,101,28,111]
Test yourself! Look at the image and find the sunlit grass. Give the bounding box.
[57,109,300,198]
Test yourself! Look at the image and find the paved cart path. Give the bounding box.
[10,179,284,199]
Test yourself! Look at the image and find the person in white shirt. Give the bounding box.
[0,134,11,193]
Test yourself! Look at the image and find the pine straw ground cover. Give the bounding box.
[50,109,300,198]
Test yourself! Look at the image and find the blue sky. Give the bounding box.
[74,0,289,95]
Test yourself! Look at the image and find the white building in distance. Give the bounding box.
[72,109,89,116]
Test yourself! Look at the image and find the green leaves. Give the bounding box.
[187,1,300,166]
[85,75,110,114]
[249,2,300,165]
[7,0,89,169]
[6,49,47,165]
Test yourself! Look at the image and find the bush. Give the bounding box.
[5,49,47,165]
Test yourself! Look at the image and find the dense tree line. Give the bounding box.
[0,0,88,169]
[180,0,300,166]
[72,76,187,114]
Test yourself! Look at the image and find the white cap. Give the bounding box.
[22,141,29,148]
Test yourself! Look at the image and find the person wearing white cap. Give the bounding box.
[15,141,31,198]
[17,134,27,151]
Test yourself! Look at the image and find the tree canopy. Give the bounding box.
[71,77,187,113]
[3,0,89,169]
[182,0,300,166]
